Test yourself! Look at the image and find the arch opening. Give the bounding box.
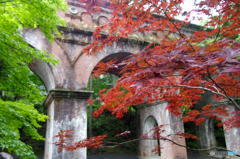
[184,117,227,158]
[93,52,132,77]
[143,116,161,157]
[86,52,139,157]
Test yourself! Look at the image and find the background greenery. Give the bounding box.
[88,74,138,154]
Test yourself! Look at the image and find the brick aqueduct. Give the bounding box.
[23,0,240,159]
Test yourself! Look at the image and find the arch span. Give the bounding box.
[22,29,56,90]
[74,42,141,88]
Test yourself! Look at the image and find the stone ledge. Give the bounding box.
[44,89,93,106]
[136,101,167,110]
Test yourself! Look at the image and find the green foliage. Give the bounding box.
[214,120,226,148]
[236,35,240,42]
[90,74,117,98]
[88,75,138,153]
[184,122,199,149]
[88,74,122,137]
[0,0,67,100]
[0,0,67,158]
[0,63,46,103]
[0,100,48,159]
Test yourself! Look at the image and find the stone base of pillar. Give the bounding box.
[44,89,92,159]
[138,102,187,159]
[223,106,240,156]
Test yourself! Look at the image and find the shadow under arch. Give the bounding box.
[29,60,55,91]
[81,51,134,87]
[94,52,132,76]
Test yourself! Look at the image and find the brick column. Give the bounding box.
[138,103,187,159]
[223,106,240,156]
[44,89,92,159]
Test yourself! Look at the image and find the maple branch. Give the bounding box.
[208,8,227,43]
[103,138,139,148]
[175,85,228,98]
[211,100,232,107]
[103,137,186,149]
[102,137,240,157]
[54,130,240,157]
[206,69,240,110]
[171,84,240,109]
[148,81,238,107]
[154,83,228,99]
[147,0,196,52]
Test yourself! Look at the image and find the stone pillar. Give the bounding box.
[197,118,216,150]
[223,106,240,155]
[138,102,187,159]
[140,116,160,158]
[168,111,188,159]
[44,89,92,159]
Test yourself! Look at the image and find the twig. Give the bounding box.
[103,139,139,148]
[175,84,228,98]
[206,69,240,110]
[58,135,240,157]
[146,0,196,52]
[102,137,240,157]
[155,84,229,99]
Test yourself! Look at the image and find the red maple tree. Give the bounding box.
[85,0,240,121]
[56,0,240,151]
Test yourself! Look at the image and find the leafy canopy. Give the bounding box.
[0,100,47,158]
[0,0,67,158]
[83,0,240,125]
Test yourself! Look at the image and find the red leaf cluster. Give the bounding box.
[223,111,240,130]
[54,129,107,151]
[183,104,229,125]
[174,132,198,140]
[87,98,94,105]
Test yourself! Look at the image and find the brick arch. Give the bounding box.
[97,16,109,25]
[22,29,79,90]
[143,115,159,136]
[22,29,56,90]
[22,28,143,90]
[22,28,145,159]
[93,52,132,76]
[144,115,159,128]
[29,60,55,91]
[74,41,142,88]
[80,12,93,25]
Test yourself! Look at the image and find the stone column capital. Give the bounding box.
[44,89,93,106]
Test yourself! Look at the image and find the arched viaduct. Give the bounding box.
[22,0,240,158]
